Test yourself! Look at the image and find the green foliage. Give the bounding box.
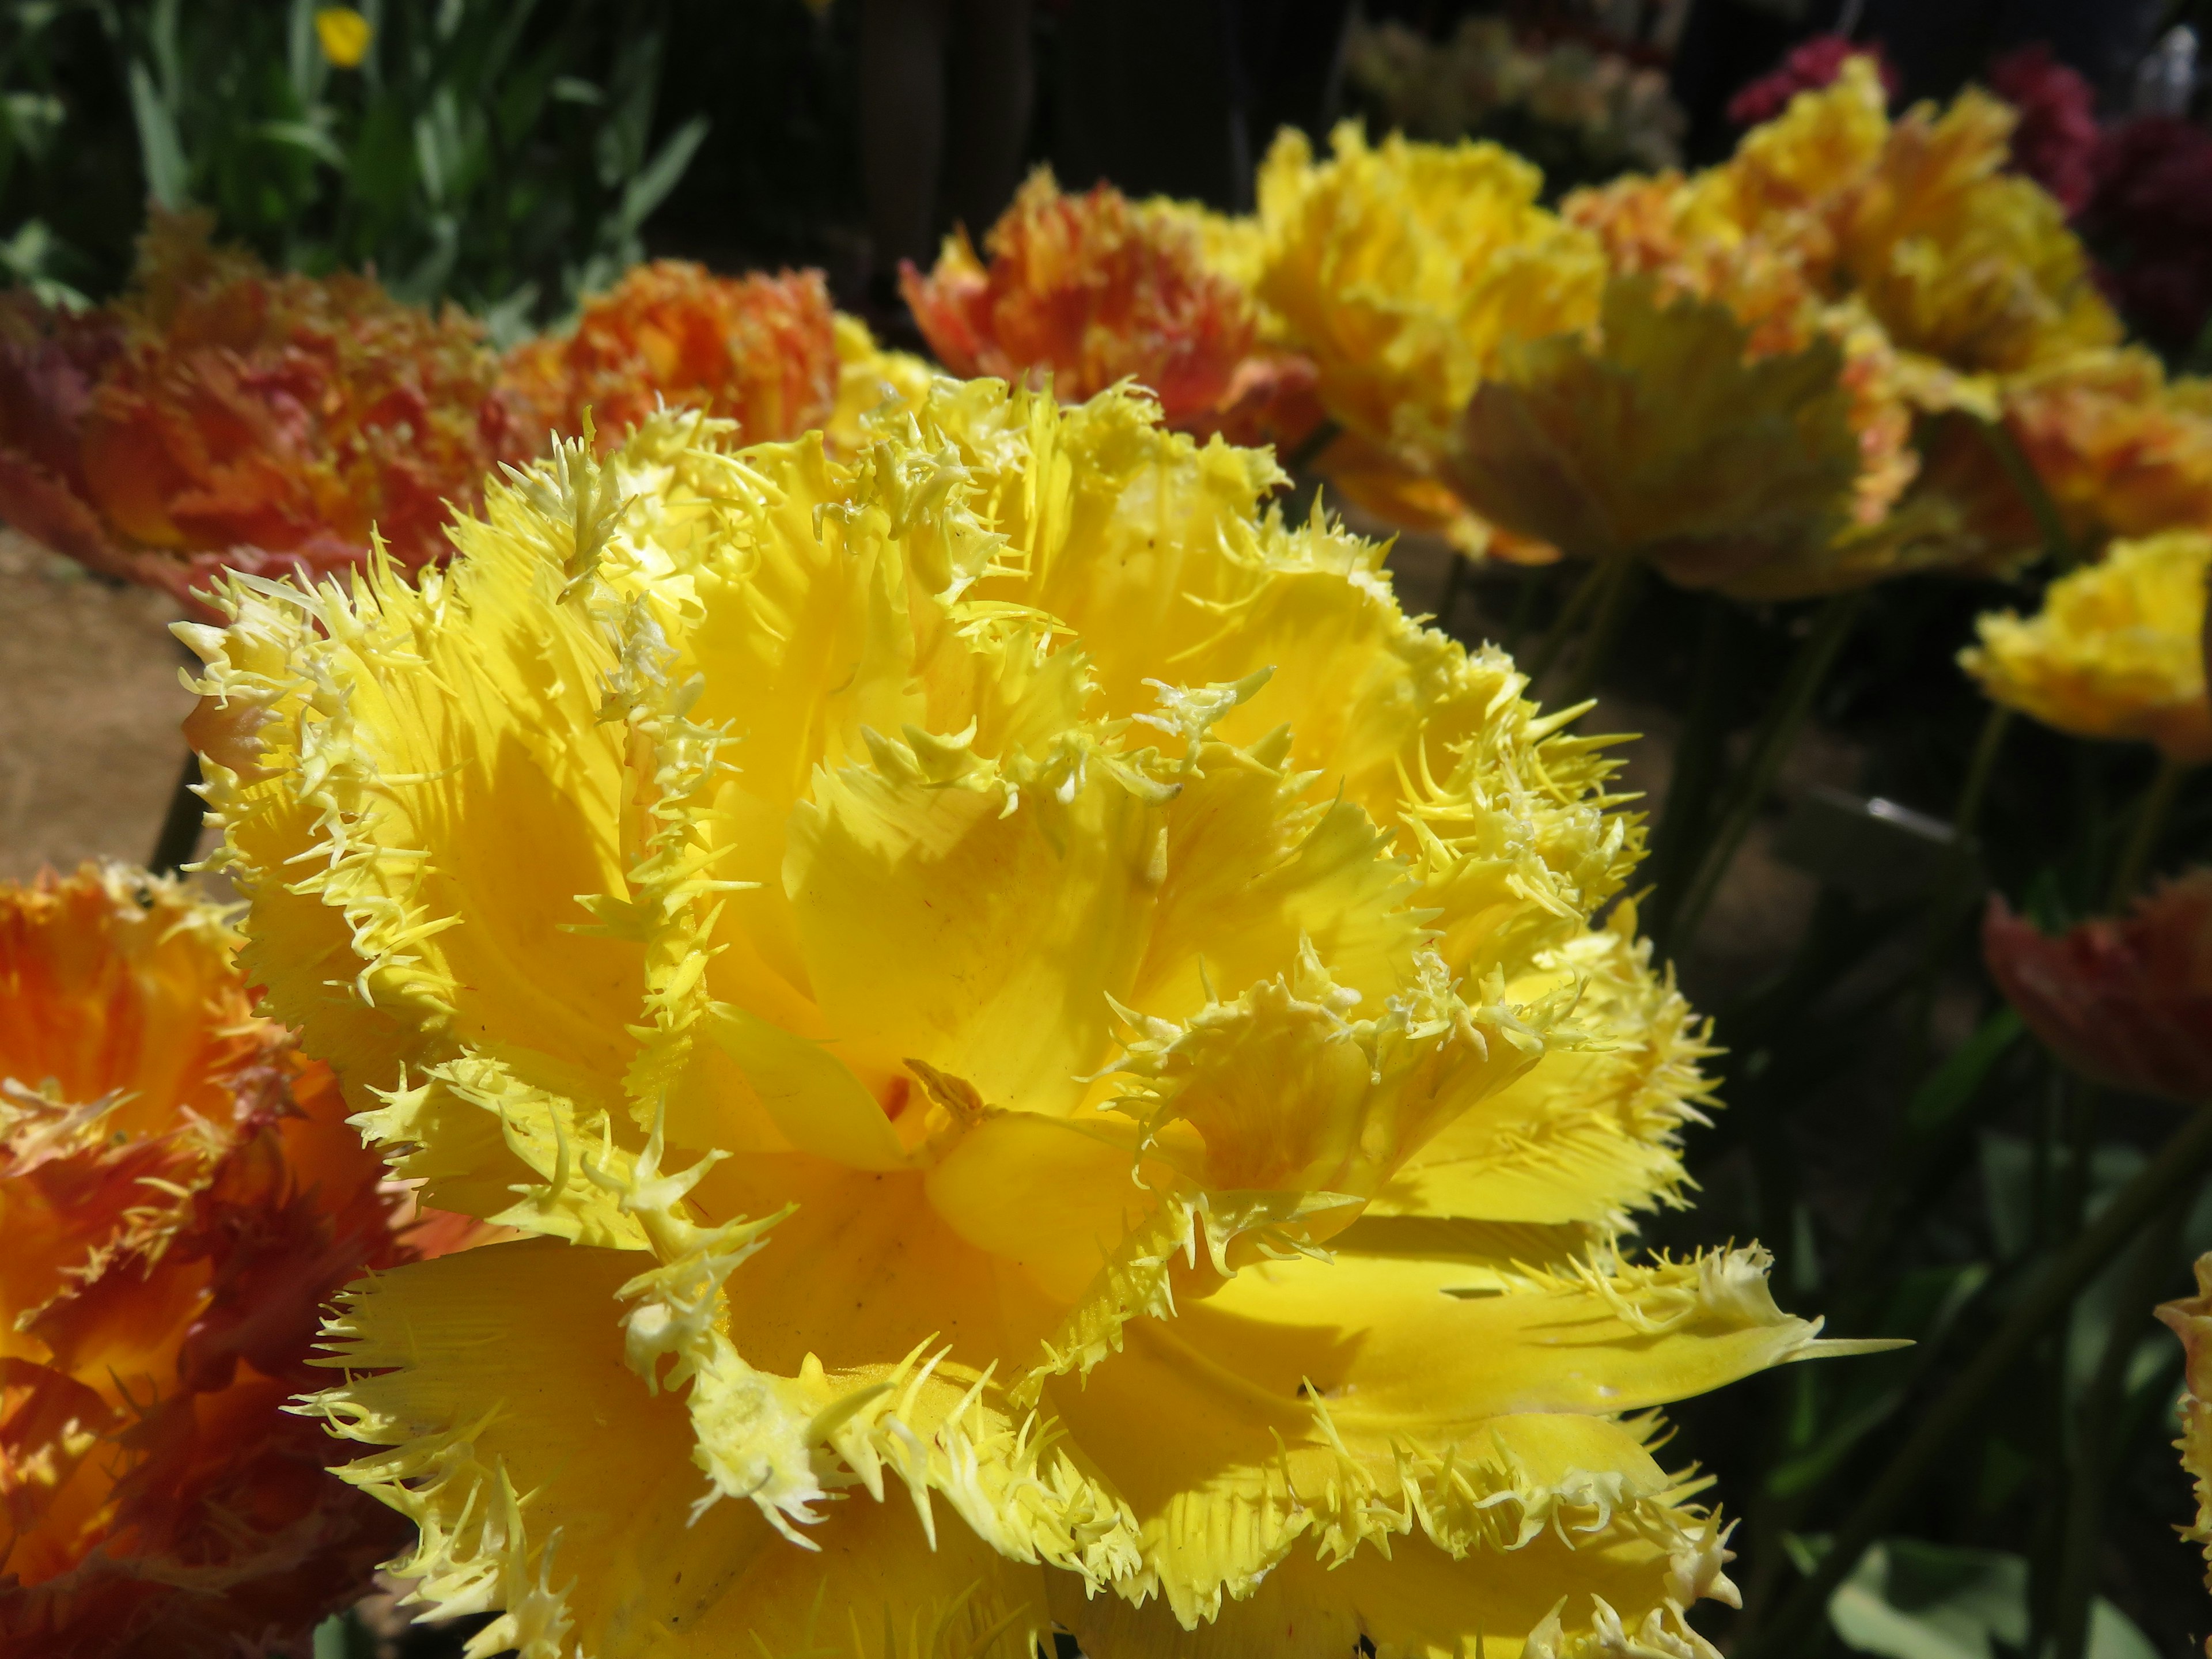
[1824,1540,2157,1659]
[1,0,709,329]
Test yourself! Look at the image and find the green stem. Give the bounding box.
[149,749,204,876]
[2048,1189,2191,1659]
[1434,550,1470,635]
[2105,755,2188,912]
[1282,416,1342,476]
[1522,557,1613,687]
[1667,590,1868,955]
[1978,415,2077,567]
[1735,1100,2212,1659]
[1905,705,2014,1056]
[1502,564,1545,654]
[1555,557,1643,706]
[1644,598,1736,952]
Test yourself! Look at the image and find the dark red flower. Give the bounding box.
[1988,43,2100,216]
[2084,117,2212,350]
[1728,35,1899,129]
[1983,872,2212,1104]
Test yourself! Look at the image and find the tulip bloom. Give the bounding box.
[0,865,423,1654]
[500,262,843,456]
[0,215,527,613]
[1961,531,2212,763]
[187,383,1868,1658]
[900,172,1320,450]
[1984,874,2212,1105]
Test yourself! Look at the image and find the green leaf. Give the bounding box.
[1904,1007,2022,1135]
[127,58,189,208]
[616,112,706,235]
[285,0,326,105]
[1827,1540,2158,1659]
[255,118,347,171]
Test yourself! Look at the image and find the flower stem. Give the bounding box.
[1556,556,1644,706]
[1643,597,1735,952]
[1665,590,1867,956]
[1978,415,2076,567]
[2105,755,2188,912]
[1735,1099,2212,1659]
[2047,1187,2190,1659]
[1502,563,1545,653]
[1434,550,1470,635]
[149,749,204,875]
[1521,557,1614,687]
[1282,416,1342,476]
[1906,705,2013,1047]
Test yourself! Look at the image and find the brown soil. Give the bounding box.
[0,531,213,884]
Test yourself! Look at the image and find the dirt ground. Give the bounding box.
[0,531,213,882]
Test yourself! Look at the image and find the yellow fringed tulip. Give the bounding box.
[823,312,935,459]
[185,382,1865,1658]
[2160,1256,2212,1612]
[1961,531,2212,763]
[1251,123,1604,512]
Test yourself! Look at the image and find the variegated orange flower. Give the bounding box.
[0,863,456,1656]
[900,172,1321,449]
[499,261,842,456]
[1566,173,1917,531]
[1984,873,2212,1105]
[0,214,530,615]
[2003,351,2212,547]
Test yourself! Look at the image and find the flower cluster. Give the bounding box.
[183,385,1857,1658]
[0,216,530,612]
[899,171,1320,447]
[1986,44,2099,217]
[0,222,926,615]
[0,865,429,1655]
[1344,15,1685,182]
[2081,115,2212,354]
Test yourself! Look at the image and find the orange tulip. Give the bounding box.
[0,214,528,616]
[0,865,457,1654]
[902,171,1321,449]
[501,260,841,455]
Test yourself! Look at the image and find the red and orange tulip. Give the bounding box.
[0,864,458,1656]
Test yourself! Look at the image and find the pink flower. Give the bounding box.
[2085,117,2212,350]
[1988,44,2100,216]
[1983,873,2212,1105]
[1728,35,1899,129]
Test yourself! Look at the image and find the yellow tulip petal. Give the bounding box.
[317,1237,1050,1657]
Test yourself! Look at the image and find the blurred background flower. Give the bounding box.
[1961,529,2212,763]
[0,215,529,612]
[900,171,1321,446]
[1984,872,2212,1105]
[499,260,842,454]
